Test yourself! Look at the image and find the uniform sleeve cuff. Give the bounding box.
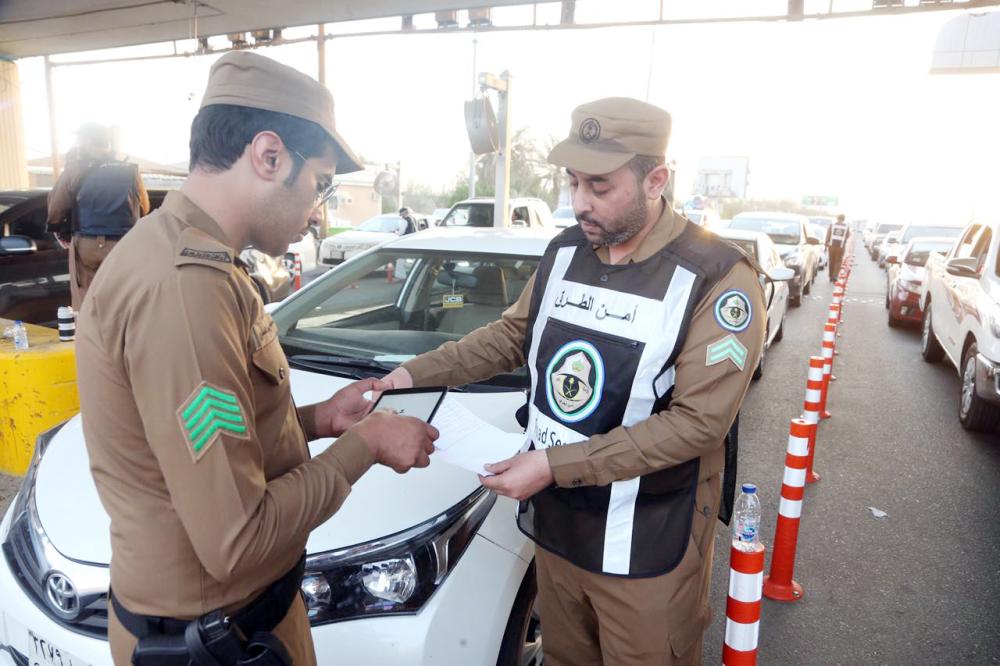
[546,445,593,488]
[327,430,376,485]
[401,356,439,387]
[297,404,319,441]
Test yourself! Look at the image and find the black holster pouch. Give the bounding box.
[113,556,304,666]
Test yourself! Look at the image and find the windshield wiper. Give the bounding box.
[289,354,396,379]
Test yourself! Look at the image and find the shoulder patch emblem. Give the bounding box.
[706,335,749,372]
[176,382,249,462]
[180,248,232,264]
[714,289,752,333]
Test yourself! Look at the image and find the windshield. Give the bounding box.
[904,240,954,267]
[729,217,801,245]
[901,225,963,243]
[358,216,403,233]
[809,217,834,229]
[273,248,539,380]
[440,203,494,227]
[876,223,903,235]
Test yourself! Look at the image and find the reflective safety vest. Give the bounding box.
[829,221,849,248]
[517,223,745,577]
[75,161,141,237]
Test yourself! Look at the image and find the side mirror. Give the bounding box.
[768,266,796,282]
[945,257,980,279]
[0,235,38,255]
[805,236,820,245]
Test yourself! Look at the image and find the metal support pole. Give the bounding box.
[493,71,512,228]
[44,56,61,181]
[468,38,478,198]
[317,23,328,237]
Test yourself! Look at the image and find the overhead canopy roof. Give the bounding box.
[0,0,535,58]
[931,10,1000,73]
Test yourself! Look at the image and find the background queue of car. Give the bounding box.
[727,211,821,307]
[884,237,955,327]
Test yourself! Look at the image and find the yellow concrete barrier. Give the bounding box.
[0,318,78,475]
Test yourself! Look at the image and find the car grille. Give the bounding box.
[3,511,109,639]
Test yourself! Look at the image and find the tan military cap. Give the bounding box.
[548,97,672,175]
[200,51,363,173]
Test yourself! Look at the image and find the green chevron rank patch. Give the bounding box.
[706,334,749,372]
[177,382,249,462]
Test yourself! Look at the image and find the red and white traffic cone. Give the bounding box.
[819,323,836,419]
[292,253,303,291]
[802,356,824,484]
[723,541,765,665]
[762,419,810,602]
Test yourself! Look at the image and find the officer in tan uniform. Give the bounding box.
[76,52,438,665]
[383,98,765,665]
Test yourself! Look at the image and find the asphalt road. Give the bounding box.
[702,252,1000,664]
[1,252,997,664]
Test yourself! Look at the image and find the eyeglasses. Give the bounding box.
[288,147,339,207]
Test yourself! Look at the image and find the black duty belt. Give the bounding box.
[111,555,305,666]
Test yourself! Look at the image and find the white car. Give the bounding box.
[0,227,559,666]
[920,218,1000,431]
[439,198,553,229]
[552,206,576,228]
[319,214,410,266]
[728,212,821,307]
[715,228,795,380]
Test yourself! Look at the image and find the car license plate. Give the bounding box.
[3,616,91,666]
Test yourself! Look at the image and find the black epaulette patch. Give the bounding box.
[180,248,232,264]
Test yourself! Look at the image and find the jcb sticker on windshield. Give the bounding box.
[443,294,465,309]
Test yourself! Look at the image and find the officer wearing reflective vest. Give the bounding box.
[76,52,438,665]
[46,122,151,309]
[382,97,766,665]
[826,213,851,280]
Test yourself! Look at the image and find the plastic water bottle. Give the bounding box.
[732,483,761,552]
[12,320,29,351]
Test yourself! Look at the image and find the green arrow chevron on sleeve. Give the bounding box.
[705,334,749,372]
[176,383,250,462]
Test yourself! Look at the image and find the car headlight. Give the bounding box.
[7,421,66,525]
[899,279,922,294]
[782,253,801,267]
[301,487,495,625]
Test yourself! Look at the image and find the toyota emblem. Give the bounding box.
[45,572,80,619]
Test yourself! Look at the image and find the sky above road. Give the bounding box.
[15,4,1000,223]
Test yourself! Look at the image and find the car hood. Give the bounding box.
[322,231,395,247]
[775,243,801,258]
[34,369,525,564]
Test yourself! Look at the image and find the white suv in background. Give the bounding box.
[920,218,1000,431]
[438,197,553,229]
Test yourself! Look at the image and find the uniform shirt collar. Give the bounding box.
[593,197,685,265]
[161,190,235,248]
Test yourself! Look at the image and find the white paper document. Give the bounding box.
[430,396,525,476]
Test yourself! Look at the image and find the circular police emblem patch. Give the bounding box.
[714,290,752,333]
[546,340,605,423]
[579,118,601,144]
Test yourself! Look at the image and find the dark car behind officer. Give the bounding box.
[382,97,765,665]
[76,51,438,666]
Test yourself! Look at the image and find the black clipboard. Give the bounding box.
[371,387,448,423]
